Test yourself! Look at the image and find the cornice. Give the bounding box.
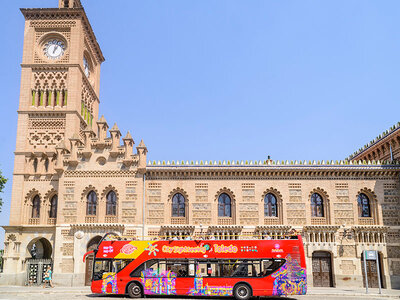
[18,111,96,125]
[256,225,291,230]
[70,223,125,229]
[303,225,341,231]
[349,122,400,160]
[2,225,56,230]
[20,8,105,63]
[146,165,400,180]
[64,170,137,178]
[22,64,69,71]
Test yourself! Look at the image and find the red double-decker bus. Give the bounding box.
[84,233,307,299]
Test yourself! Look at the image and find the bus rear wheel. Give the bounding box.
[234,283,251,300]
[127,282,143,298]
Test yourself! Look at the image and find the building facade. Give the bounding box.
[1,0,400,290]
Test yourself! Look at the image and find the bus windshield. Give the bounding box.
[93,259,133,281]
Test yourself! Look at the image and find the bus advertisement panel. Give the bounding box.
[85,234,307,299]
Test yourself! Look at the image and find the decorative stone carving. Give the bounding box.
[62,243,73,256]
[74,231,84,239]
[338,245,356,257]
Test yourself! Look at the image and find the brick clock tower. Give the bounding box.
[9,0,104,223]
[3,0,105,284]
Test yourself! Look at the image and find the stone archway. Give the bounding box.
[27,238,52,259]
[312,251,333,287]
[85,235,102,286]
[26,237,53,285]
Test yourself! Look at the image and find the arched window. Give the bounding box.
[44,158,49,172]
[311,193,324,217]
[106,191,117,216]
[32,195,41,218]
[49,195,57,218]
[172,193,185,217]
[33,158,38,173]
[218,193,232,217]
[264,193,278,217]
[357,193,371,217]
[86,191,97,216]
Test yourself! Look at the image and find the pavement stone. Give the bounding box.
[0,286,398,299]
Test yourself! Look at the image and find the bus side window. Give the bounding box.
[197,261,218,277]
[220,260,240,277]
[188,260,195,277]
[146,259,158,271]
[167,260,190,277]
[131,259,158,277]
[261,259,285,277]
[158,260,167,274]
[112,259,133,273]
[248,260,261,277]
[231,261,248,277]
[93,259,111,281]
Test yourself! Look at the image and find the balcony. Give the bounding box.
[171,217,187,225]
[47,218,56,225]
[218,217,233,225]
[28,218,40,225]
[264,217,280,225]
[85,216,97,223]
[105,216,117,223]
[311,217,328,225]
[358,217,374,225]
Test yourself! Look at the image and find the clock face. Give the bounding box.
[83,57,90,77]
[43,39,65,60]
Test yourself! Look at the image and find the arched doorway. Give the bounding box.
[312,251,333,287]
[361,251,384,288]
[26,238,53,285]
[85,236,102,286]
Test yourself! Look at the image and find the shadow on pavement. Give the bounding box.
[85,295,298,300]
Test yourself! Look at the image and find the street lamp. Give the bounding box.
[341,224,353,240]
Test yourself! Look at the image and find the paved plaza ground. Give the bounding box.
[0,286,399,300]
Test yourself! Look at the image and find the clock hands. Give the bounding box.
[53,45,58,54]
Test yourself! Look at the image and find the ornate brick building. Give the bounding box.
[1,0,399,290]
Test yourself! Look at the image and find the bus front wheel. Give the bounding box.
[233,283,252,300]
[127,282,143,298]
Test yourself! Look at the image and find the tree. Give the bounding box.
[0,170,7,213]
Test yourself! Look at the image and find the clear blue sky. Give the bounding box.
[1,0,400,245]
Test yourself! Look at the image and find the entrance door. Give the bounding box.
[27,259,52,285]
[312,251,333,287]
[361,253,383,288]
[85,236,102,286]
[363,260,379,288]
[85,254,94,286]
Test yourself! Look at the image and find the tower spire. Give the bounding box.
[58,0,82,8]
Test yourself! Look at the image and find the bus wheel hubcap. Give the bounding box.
[132,286,140,295]
[239,287,247,297]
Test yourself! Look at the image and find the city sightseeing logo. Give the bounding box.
[120,244,137,255]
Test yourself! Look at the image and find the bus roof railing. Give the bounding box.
[100,233,301,242]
